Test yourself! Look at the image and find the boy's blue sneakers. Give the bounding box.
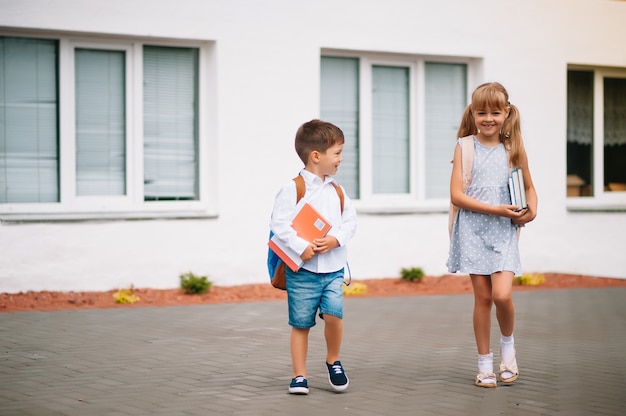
[289,375,309,394]
[326,361,349,392]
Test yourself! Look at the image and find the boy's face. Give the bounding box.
[317,143,344,177]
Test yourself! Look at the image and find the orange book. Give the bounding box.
[291,202,332,241]
[268,202,332,272]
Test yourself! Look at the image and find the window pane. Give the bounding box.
[320,56,359,199]
[75,49,126,196]
[603,77,626,192]
[143,46,199,201]
[372,65,409,194]
[424,62,467,199]
[566,70,593,196]
[0,37,58,203]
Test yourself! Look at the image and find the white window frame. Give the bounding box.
[321,49,479,214]
[0,31,218,221]
[566,65,626,212]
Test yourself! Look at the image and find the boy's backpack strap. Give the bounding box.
[292,175,344,213]
[293,175,306,203]
[331,182,345,213]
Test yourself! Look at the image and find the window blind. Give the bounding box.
[424,62,467,199]
[75,48,126,196]
[372,65,409,194]
[320,56,360,199]
[143,46,199,201]
[0,37,58,203]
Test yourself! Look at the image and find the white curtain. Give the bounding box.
[604,77,626,147]
[567,70,594,145]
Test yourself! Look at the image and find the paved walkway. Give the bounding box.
[1,287,625,416]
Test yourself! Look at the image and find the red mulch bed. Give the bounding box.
[1,273,625,313]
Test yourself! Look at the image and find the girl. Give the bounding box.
[447,82,538,388]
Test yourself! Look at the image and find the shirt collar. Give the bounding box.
[299,169,335,186]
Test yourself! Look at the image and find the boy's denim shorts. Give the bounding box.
[286,267,344,329]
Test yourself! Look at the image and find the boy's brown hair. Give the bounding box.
[295,119,345,164]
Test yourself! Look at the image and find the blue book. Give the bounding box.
[509,168,527,211]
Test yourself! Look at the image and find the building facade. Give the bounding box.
[1,0,625,292]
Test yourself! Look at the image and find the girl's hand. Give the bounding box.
[512,206,536,225]
[498,205,525,220]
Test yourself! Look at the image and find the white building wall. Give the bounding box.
[1,0,625,293]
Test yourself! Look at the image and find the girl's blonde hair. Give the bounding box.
[457,82,526,167]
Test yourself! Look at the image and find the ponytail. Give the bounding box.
[502,104,526,168]
[456,105,478,138]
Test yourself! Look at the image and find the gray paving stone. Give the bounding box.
[1,288,625,415]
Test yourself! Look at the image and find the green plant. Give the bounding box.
[180,272,212,295]
[513,273,545,286]
[112,287,140,304]
[400,267,425,283]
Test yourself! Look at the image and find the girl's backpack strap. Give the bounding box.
[459,135,475,190]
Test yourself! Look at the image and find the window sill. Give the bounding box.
[566,197,626,212]
[354,201,449,215]
[0,210,218,223]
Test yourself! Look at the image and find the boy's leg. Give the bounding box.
[285,267,322,393]
[319,272,349,391]
[291,327,310,378]
[324,315,343,364]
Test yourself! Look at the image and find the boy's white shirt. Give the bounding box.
[270,169,357,274]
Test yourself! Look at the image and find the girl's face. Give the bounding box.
[472,105,510,141]
[317,143,344,177]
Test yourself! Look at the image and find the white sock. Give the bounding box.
[477,352,494,374]
[500,335,516,366]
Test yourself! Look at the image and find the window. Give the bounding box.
[321,52,469,211]
[0,33,216,220]
[567,67,626,210]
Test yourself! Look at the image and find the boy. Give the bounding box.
[270,119,357,394]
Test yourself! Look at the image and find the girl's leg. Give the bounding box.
[291,327,310,377]
[491,270,515,337]
[491,270,519,382]
[323,314,343,364]
[471,274,498,387]
[470,274,493,354]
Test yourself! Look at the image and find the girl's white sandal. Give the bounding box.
[498,363,519,383]
[475,372,497,388]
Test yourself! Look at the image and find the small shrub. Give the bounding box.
[400,267,425,283]
[513,273,545,286]
[113,287,140,304]
[180,272,212,295]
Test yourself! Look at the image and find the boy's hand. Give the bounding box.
[300,244,316,262]
[312,236,339,254]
